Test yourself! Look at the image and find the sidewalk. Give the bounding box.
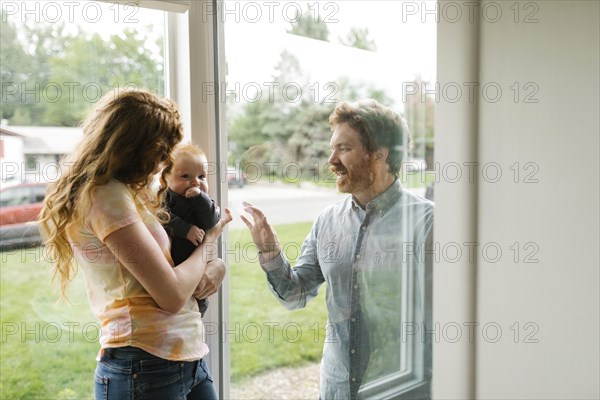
[230,362,320,400]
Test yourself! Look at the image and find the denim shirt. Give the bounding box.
[261,180,434,399]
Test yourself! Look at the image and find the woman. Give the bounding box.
[39,89,230,399]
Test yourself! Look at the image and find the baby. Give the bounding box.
[163,143,220,316]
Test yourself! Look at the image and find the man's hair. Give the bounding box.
[328,99,410,176]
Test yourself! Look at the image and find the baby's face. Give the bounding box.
[166,154,209,196]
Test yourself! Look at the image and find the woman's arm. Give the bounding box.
[193,258,227,299]
[104,209,231,313]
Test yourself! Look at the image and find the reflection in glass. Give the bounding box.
[224,1,436,398]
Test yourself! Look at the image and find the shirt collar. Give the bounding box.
[349,179,402,216]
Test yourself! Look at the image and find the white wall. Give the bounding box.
[435,1,599,399]
[476,1,599,398]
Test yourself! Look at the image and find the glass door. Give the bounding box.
[222,1,436,397]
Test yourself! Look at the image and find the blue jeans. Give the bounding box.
[94,347,217,400]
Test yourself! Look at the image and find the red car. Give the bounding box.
[0,182,48,249]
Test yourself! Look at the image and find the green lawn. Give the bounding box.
[400,169,436,188]
[0,246,98,399]
[228,222,327,381]
[0,222,327,399]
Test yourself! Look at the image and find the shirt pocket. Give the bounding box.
[318,232,355,270]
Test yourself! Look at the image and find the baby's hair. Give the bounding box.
[172,143,206,160]
[161,144,208,188]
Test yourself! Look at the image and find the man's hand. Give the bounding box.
[186,225,205,246]
[193,258,226,299]
[240,201,281,262]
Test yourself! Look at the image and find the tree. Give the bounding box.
[227,51,395,182]
[285,100,334,180]
[1,16,70,124]
[404,75,435,168]
[0,12,31,121]
[271,50,302,86]
[45,28,164,126]
[0,16,164,127]
[339,27,377,52]
[228,100,282,160]
[286,6,329,42]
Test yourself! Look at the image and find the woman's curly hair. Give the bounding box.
[39,89,184,299]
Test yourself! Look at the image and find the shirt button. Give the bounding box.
[351,349,356,354]
[352,378,356,382]
[351,317,356,322]
[353,284,358,289]
[133,373,139,380]
[362,226,367,231]
[356,254,361,260]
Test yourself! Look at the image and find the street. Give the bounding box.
[225,182,347,230]
[224,181,426,230]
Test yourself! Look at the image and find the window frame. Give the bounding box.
[98,0,191,13]
[163,1,230,397]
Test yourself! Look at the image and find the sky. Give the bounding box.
[1,0,437,109]
[223,1,437,108]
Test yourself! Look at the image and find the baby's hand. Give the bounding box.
[185,187,202,198]
[186,225,205,246]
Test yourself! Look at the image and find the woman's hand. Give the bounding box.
[193,258,227,299]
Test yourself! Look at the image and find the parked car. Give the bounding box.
[0,182,48,250]
[226,166,247,188]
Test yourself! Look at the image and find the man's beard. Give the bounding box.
[330,157,375,194]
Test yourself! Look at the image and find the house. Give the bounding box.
[0,126,25,185]
[0,125,82,184]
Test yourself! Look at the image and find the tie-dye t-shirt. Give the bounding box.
[67,180,208,361]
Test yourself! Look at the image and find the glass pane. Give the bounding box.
[224,1,436,398]
[0,2,166,398]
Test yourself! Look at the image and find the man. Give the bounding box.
[242,99,434,399]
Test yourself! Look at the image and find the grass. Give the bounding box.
[0,247,98,399]
[400,169,436,188]
[0,222,326,399]
[228,222,327,381]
